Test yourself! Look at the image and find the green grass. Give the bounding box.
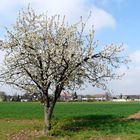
[0,102,44,119]
[1,102,140,139]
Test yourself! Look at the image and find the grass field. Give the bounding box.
[1,102,140,140]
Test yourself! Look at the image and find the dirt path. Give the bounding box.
[127,111,140,120]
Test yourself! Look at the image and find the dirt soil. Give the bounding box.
[11,129,43,140]
[127,111,140,120]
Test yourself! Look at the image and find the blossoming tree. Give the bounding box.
[0,7,128,135]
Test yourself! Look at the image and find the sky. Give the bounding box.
[0,0,140,95]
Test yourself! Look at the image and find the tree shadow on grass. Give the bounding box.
[58,114,140,135]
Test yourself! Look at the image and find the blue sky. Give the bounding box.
[94,0,140,53]
[0,0,140,95]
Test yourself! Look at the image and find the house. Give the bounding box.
[125,95,140,101]
[59,92,73,101]
[0,96,3,102]
[0,91,6,102]
[112,94,140,102]
[81,97,88,101]
[112,99,127,102]
[93,93,106,101]
[77,95,82,101]
[20,94,33,102]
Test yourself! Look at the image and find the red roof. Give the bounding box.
[61,92,72,97]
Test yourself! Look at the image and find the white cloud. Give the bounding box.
[0,0,116,31]
[91,7,115,30]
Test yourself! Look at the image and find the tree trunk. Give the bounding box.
[43,85,63,136]
[44,102,55,136]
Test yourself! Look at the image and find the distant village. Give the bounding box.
[0,91,140,102]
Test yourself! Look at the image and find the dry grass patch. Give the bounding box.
[11,129,44,140]
[0,119,43,140]
[127,111,140,120]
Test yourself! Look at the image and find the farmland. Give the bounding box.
[1,102,140,140]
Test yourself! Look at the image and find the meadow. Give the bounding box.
[1,102,140,139]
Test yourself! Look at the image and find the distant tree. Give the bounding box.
[11,93,19,101]
[0,7,128,136]
[126,96,130,99]
[72,92,78,100]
